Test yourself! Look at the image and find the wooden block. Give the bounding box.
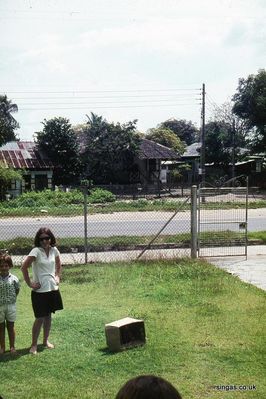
[105,317,146,352]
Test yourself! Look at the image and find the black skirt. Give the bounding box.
[31,290,63,318]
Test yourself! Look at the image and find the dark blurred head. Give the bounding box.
[115,375,182,399]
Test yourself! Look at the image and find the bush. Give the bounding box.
[0,188,115,209]
[1,189,84,208]
[88,188,115,203]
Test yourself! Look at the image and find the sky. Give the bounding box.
[0,0,265,141]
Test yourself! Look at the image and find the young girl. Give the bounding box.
[0,254,20,354]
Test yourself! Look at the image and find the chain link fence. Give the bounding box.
[198,178,248,257]
[0,186,192,265]
[0,179,253,265]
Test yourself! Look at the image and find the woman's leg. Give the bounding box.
[6,321,16,352]
[30,317,44,353]
[43,314,54,348]
[0,321,5,353]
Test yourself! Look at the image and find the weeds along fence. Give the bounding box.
[0,186,192,265]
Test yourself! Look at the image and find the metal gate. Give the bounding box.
[198,176,248,257]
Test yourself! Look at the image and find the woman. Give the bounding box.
[21,227,63,355]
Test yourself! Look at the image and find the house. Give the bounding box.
[76,131,181,186]
[135,139,180,186]
[181,142,201,184]
[0,141,53,198]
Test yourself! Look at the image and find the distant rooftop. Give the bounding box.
[138,139,180,160]
[0,141,53,169]
[182,142,201,158]
[76,133,180,160]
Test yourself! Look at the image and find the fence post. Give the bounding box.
[191,185,198,258]
[83,186,88,264]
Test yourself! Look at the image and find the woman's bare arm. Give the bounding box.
[21,256,40,289]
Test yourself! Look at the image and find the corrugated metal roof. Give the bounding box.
[182,142,201,158]
[138,139,180,160]
[0,141,53,169]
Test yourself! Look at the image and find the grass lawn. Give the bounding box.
[1,259,265,399]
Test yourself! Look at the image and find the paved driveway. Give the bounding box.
[210,245,266,291]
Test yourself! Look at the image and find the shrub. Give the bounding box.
[88,188,115,203]
[0,188,115,209]
[0,189,84,208]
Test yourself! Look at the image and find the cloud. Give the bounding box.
[78,16,227,56]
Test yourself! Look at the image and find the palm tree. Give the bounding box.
[0,94,19,146]
[86,112,103,126]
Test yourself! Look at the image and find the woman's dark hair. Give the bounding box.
[115,375,182,399]
[0,254,13,268]
[34,227,56,247]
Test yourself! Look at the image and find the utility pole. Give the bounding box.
[232,118,236,184]
[200,83,206,187]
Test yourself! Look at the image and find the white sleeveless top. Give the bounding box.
[28,246,60,293]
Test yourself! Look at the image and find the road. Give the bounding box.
[1,208,266,240]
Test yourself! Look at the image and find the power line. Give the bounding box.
[0,8,261,20]
[12,93,201,100]
[5,88,201,94]
[206,93,220,108]
[6,88,202,110]
[20,103,201,111]
[18,99,201,106]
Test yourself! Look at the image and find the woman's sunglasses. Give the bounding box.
[39,236,50,241]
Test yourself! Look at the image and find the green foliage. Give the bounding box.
[0,188,114,209]
[89,188,115,203]
[0,189,265,217]
[211,101,250,150]
[5,229,265,256]
[0,95,19,145]
[168,164,191,184]
[205,121,232,165]
[169,169,182,183]
[146,127,185,153]
[1,189,82,208]
[0,162,23,200]
[232,69,266,152]
[80,113,141,184]
[36,117,82,185]
[160,118,199,145]
[0,162,23,183]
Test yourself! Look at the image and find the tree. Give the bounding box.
[210,100,253,165]
[80,113,140,184]
[160,118,199,145]
[0,162,22,200]
[36,117,82,185]
[205,121,232,166]
[146,127,185,154]
[0,95,19,146]
[232,69,266,152]
[212,101,250,146]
